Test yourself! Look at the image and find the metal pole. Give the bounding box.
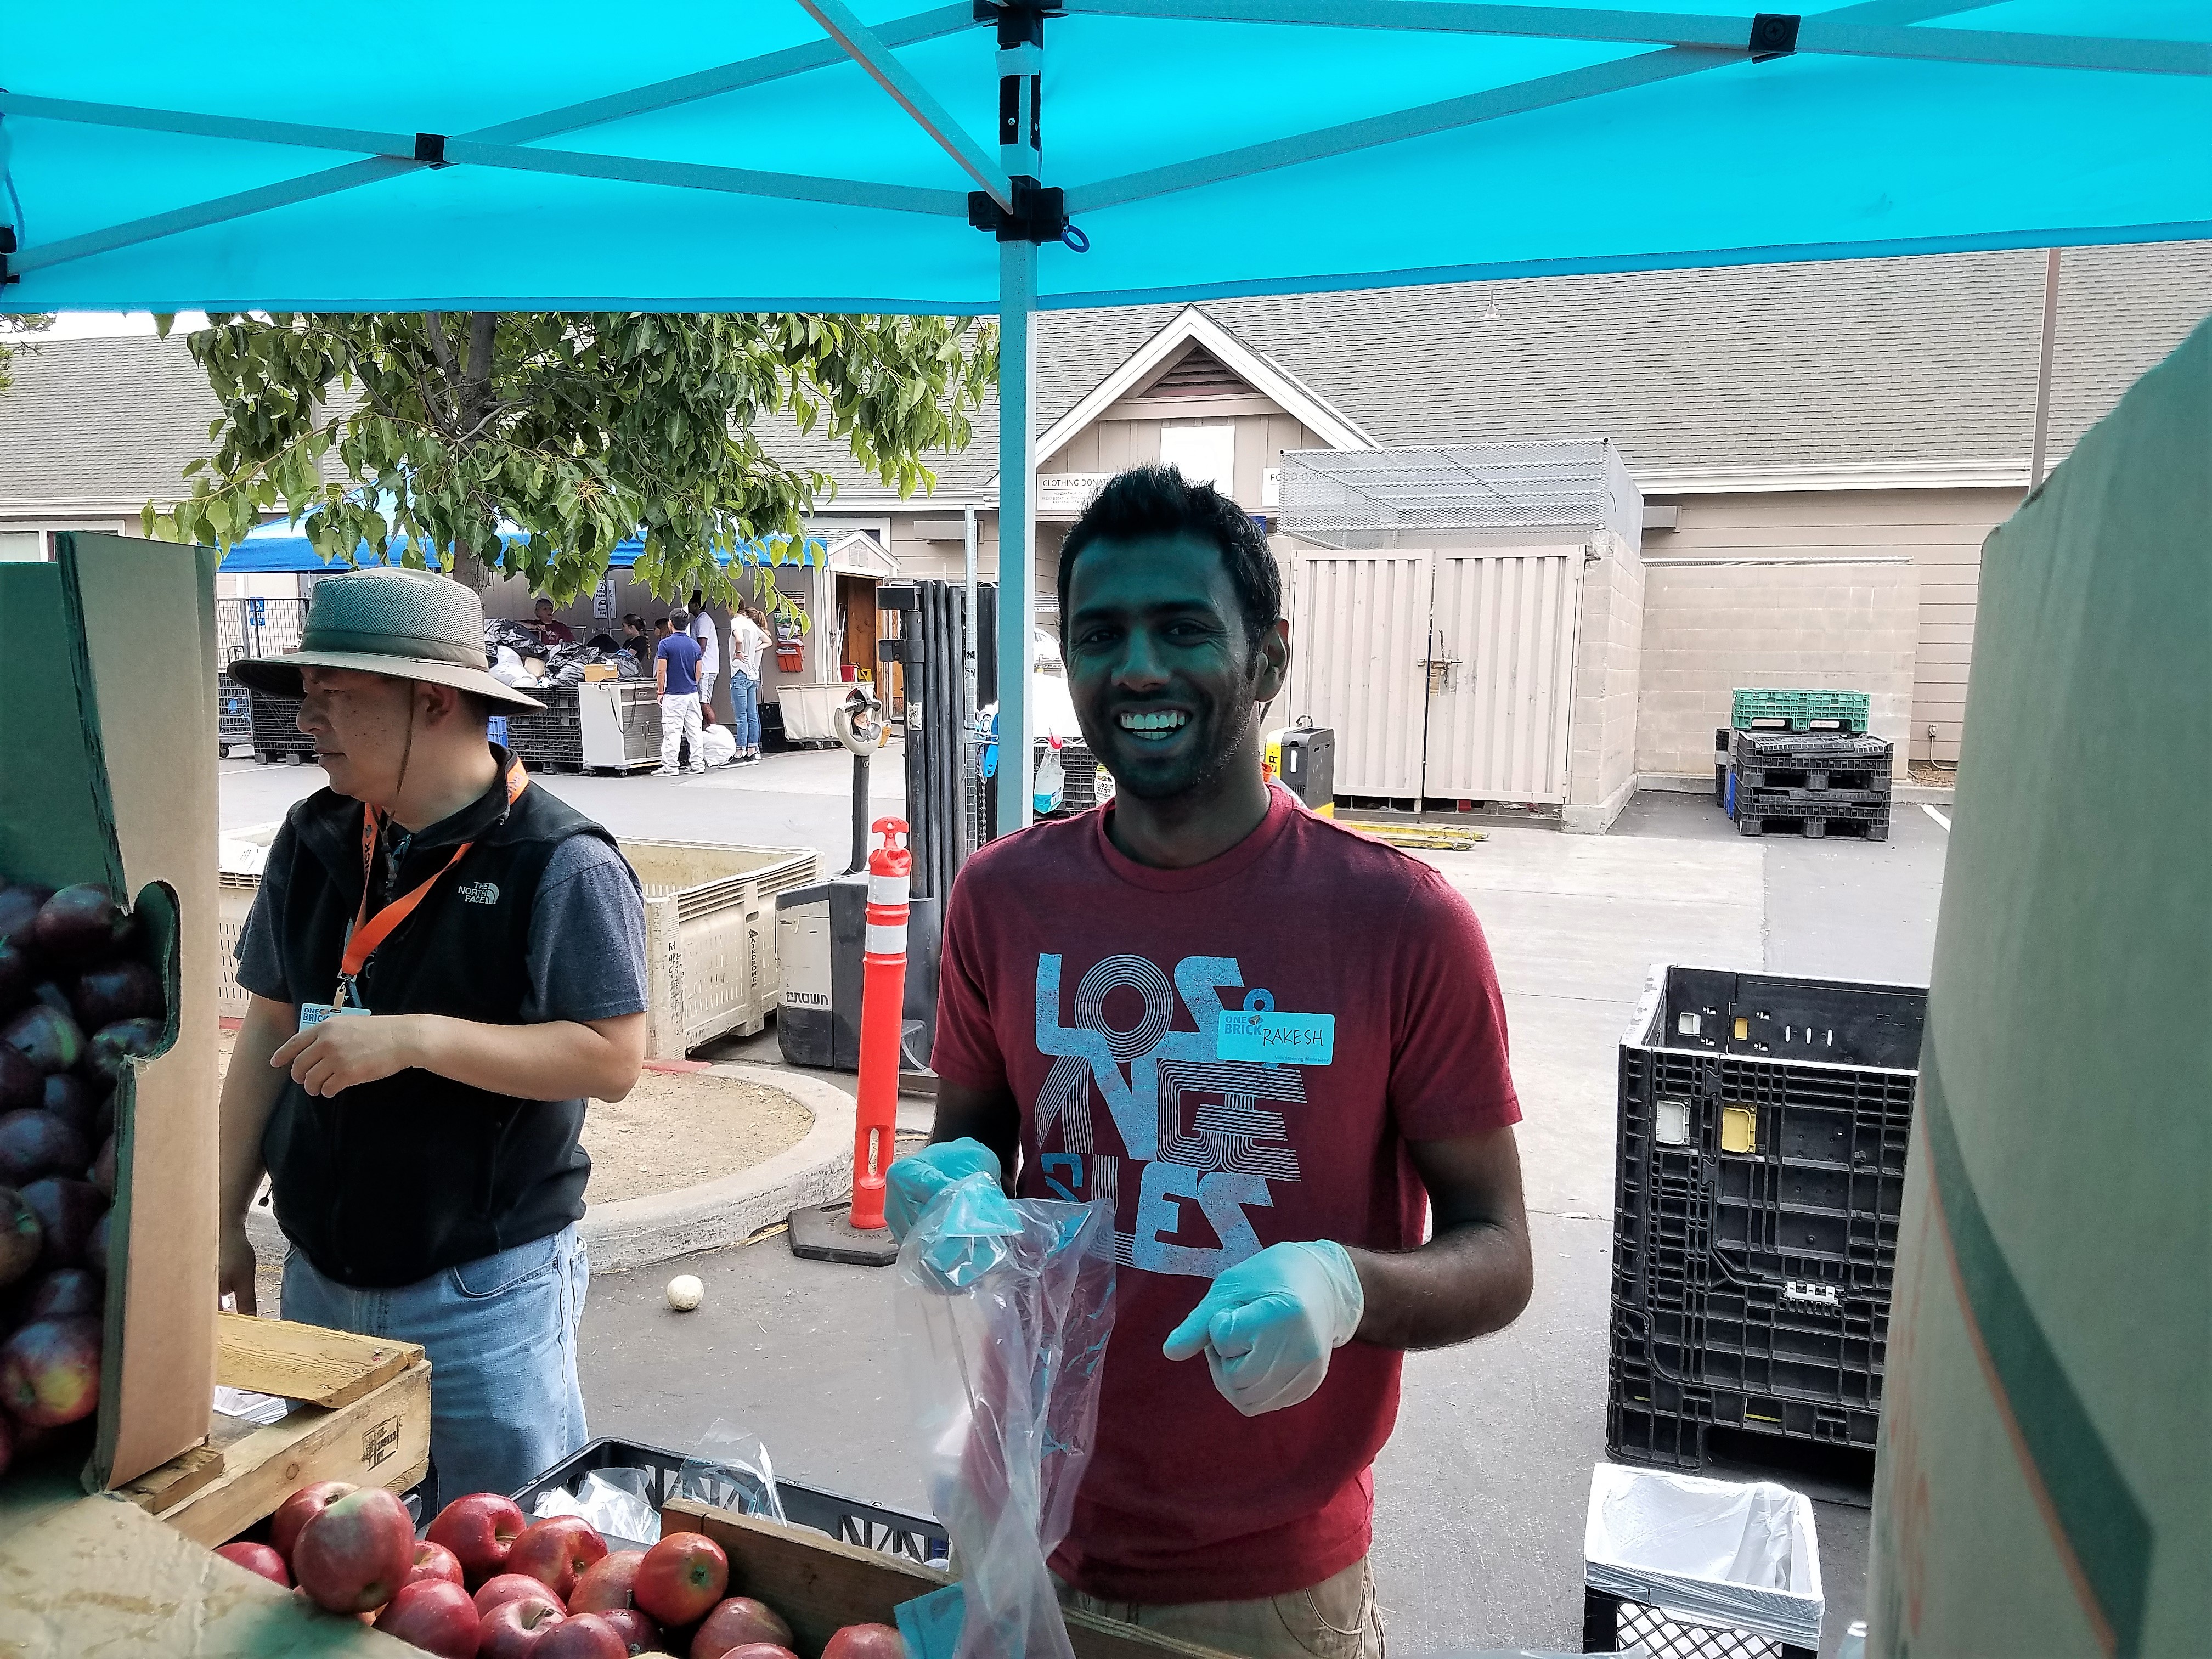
[961,504,979,857]
[847,750,870,875]
[991,12,1042,837]
[2029,247,2061,490]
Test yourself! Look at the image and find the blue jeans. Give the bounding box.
[732,669,761,751]
[282,1224,590,1505]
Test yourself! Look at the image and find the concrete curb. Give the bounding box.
[579,1062,857,1275]
[244,1065,860,1282]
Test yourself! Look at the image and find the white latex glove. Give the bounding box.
[1161,1240,1366,1416]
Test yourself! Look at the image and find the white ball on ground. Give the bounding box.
[665,1273,706,1312]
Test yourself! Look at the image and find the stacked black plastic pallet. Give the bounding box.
[1723,727,1895,840]
[1609,966,1925,1477]
[501,682,585,770]
[246,687,315,761]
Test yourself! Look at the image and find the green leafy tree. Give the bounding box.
[144,312,995,603]
[0,315,57,394]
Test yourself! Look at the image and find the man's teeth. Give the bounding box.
[1119,711,1189,740]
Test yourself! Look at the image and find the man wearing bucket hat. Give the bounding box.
[217,566,650,1502]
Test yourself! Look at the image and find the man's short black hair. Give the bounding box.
[1058,465,1279,649]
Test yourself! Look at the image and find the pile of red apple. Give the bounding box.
[0,880,169,1476]
[217,1481,907,1659]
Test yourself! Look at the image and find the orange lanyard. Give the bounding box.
[336,756,529,1007]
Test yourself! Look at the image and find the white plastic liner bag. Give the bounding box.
[898,1173,1115,1659]
[1583,1463,1824,1650]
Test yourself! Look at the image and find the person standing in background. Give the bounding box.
[730,602,770,765]
[687,590,721,717]
[654,606,706,776]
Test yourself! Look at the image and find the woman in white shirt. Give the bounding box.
[731,602,770,764]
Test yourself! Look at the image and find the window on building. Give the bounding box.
[0,530,47,563]
[1159,424,1237,496]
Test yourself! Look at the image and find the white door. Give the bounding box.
[1423,549,1583,803]
[1285,550,1430,795]
[1287,546,1583,803]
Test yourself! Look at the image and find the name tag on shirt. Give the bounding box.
[1216,1010,1335,1065]
[298,1002,373,1030]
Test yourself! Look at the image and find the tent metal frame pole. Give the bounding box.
[962,501,980,851]
[1056,0,2205,77]
[2030,247,2062,490]
[995,241,1040,838]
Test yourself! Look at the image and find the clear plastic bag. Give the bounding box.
[678,1418,789,1527]
[898,1173,1115,1659]
[533,1469,662,1548]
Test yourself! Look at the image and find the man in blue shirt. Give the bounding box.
[654,606,706,775]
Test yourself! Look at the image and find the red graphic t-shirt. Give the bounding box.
[929,785,1521,1604]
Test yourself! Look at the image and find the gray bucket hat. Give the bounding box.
[229,566,544,710]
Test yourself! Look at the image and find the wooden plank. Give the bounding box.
[215,1310,422,1409]
[154,1359,431,1547]
[661,1498,1231,1659]
[116,1444,225,1515]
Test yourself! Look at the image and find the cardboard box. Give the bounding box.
[0,531,220,1491]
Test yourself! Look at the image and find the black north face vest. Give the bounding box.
[258,748,620,1288]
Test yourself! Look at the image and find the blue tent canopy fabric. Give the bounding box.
[218,522,826,574]
[4,1,2204,826]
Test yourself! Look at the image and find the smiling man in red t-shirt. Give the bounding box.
[888,465,1532,1659]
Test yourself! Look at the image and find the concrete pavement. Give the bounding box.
[219,753,1945,1655]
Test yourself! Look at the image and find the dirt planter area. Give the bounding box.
[580,1069,814,1203]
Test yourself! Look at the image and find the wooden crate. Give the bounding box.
[664,1497,1232,1659]
[119,1313,431,1546]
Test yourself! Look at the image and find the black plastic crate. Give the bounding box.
[1583,1589,1816,1658]
[248,687,315,758]
[1734,804,1890,840]
[512,1437,949,1568]
[1610,968,1923,1472]
[1730,730,1893,794]
[1036,737,1105,817]
[1734,784,1889,810]
[504,682,585,769]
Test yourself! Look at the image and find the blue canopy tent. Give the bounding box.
[2,1,2204,828]
[216,519,827,573]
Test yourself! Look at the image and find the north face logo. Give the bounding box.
[458,882,500,905]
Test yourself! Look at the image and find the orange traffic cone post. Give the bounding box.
[848,816,910,1231]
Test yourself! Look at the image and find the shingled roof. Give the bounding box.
[4,240,2207,519]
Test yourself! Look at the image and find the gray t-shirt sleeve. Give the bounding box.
[235,823,298,1005]
[523,836,650,1024]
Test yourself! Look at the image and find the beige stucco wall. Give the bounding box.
[1643,488,2017,767]
[1636,557,1920,779]
[1564,532,1645,831]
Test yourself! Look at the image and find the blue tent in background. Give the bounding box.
[3,0,2204,825]
[216,518,827,574]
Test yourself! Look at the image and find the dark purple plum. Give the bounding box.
[88,1132,116,1199]
[0,1046,40,1117]
[84,1210,110,1276]
[19,1178,103,1271]
[70,962,163,1031]
[22,1266,102,1321]
[0,888,49,948]
[86,1018,163,1086]
[0,1187,41,1289]
[38,1072,95,1138]
[0,938,36,1017]
[89,1084,115,1147]
[31,886,128,970]
[31,984,72,1019]
[0,1111,90,1186]
[4,1005,85,1075]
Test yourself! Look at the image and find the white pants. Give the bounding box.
[660,693,702,771]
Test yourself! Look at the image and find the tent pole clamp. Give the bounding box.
[974,0,1061,49]
[0,227,15,286]
[1748,14,1799,61]
[968,176,1070,244]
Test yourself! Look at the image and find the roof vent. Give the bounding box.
[1145,346,1249,399]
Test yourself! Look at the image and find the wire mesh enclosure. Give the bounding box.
[1276,439,1642,551]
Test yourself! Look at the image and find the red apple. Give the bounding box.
[633,1533,727,1628]
[569,1549,645,1612]
[537,1612,630,1659]
[706,1646,797,1659]
[291,1486,414,1614]
[478,1594,566,1659]
[508,1515,609,1601]
[374,1578,481,1658]
[0,1184,40,1289]
[822,1624,906,1659]
[427,1490,529,1587]
[476,1571,562,1618]
[600,1607,664,1655]
[689,1598,794,1659]
[0,1314,101,1425]
[405,1538,467,1588]
[215,1541,292,1588]
[269,1480,356,1562]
